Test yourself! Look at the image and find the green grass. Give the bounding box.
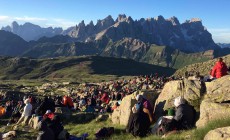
[2,113,230,140]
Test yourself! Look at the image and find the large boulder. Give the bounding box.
[196,75,230,127]
[204,126,230,140]
[196,99,230,127]
[111,90,160,126]
[154,79,206,119]
[205,75,230,102]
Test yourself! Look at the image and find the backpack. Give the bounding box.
[157,118,174,136]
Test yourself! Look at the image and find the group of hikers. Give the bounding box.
[0,57,229,139]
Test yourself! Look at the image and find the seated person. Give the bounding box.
[37,121,55,140]
[8,101,24,125]
[211,58,228,79]
[49,115,67,140]
[126,95,153,137]
[17,99,32,125]
[151,97,196,135]
[171,96,196,130]
[42,110,55,126]
[62,95,74,109]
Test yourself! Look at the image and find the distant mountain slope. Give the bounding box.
[1,21,63,41]
[101,37,214,69]
[0,56,176,82]
[217,43,230,48]
[0,30,29,56]
[174,54,230,77]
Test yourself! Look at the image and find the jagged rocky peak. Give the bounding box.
[104,15,114,21]
[11,21,19,28]
[167,16,180,25]
[126,16,134,23]
[101,15,115,25]
[89,20,94,26]
[154,15,165,22]
[190,18,202,22]
[78,20,85,27]
[116,14,127,22]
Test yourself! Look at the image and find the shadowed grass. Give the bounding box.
[1,113,230,140]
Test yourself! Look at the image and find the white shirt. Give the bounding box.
[22,103,32,116]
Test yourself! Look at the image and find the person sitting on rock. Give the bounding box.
[170,96,196,130]
[126,95,153,137]
[16,99,32,125]
[211,57,228,79]
[136,95,153,122]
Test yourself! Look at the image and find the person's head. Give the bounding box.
[24,99,30,104]
[174,96,186,107]
[135,94,143,102]
[45,110,51,114]
[218,58,223,62]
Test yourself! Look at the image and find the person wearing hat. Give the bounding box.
[171,96,196,130]
[127,95,153,137]
[16,99,32,125]
[135,95,153,122]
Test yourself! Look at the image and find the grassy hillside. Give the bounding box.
[141,45,213,69]
[174,54,230,77]
[0,55,176,83]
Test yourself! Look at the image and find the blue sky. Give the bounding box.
[0,0,229,43]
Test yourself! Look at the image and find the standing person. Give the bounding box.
[211,58,228,79]
[16,99,32,125]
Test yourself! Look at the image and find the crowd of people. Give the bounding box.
[0,57,229,139]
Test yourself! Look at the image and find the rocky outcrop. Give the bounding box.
[204,126,230,140]
[196,99,230,128]
[154,79,206,119]
[112,90,160,126]
[205,75,230,102]
[196,75,230,127]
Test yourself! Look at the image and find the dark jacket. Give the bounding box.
[37,121,55,140]
[49,116,64,139]
[173,103,196,130]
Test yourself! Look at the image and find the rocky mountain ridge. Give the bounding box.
[1,14,220,53]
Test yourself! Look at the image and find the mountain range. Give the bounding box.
[0,14,229,70]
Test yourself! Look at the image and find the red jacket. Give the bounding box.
[62,96,74,107]
[211,61,228,78]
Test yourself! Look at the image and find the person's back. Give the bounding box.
[173,97,196,130]
[49,116,64,139]
[174,104,195,129]
[37,121,55,140]
[211,58,228,78]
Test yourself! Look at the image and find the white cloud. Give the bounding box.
[14,16,47,22]
[208,28,230,43]
[49,18,77,29]
[0,16,10,21]
[0,15,77,29]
